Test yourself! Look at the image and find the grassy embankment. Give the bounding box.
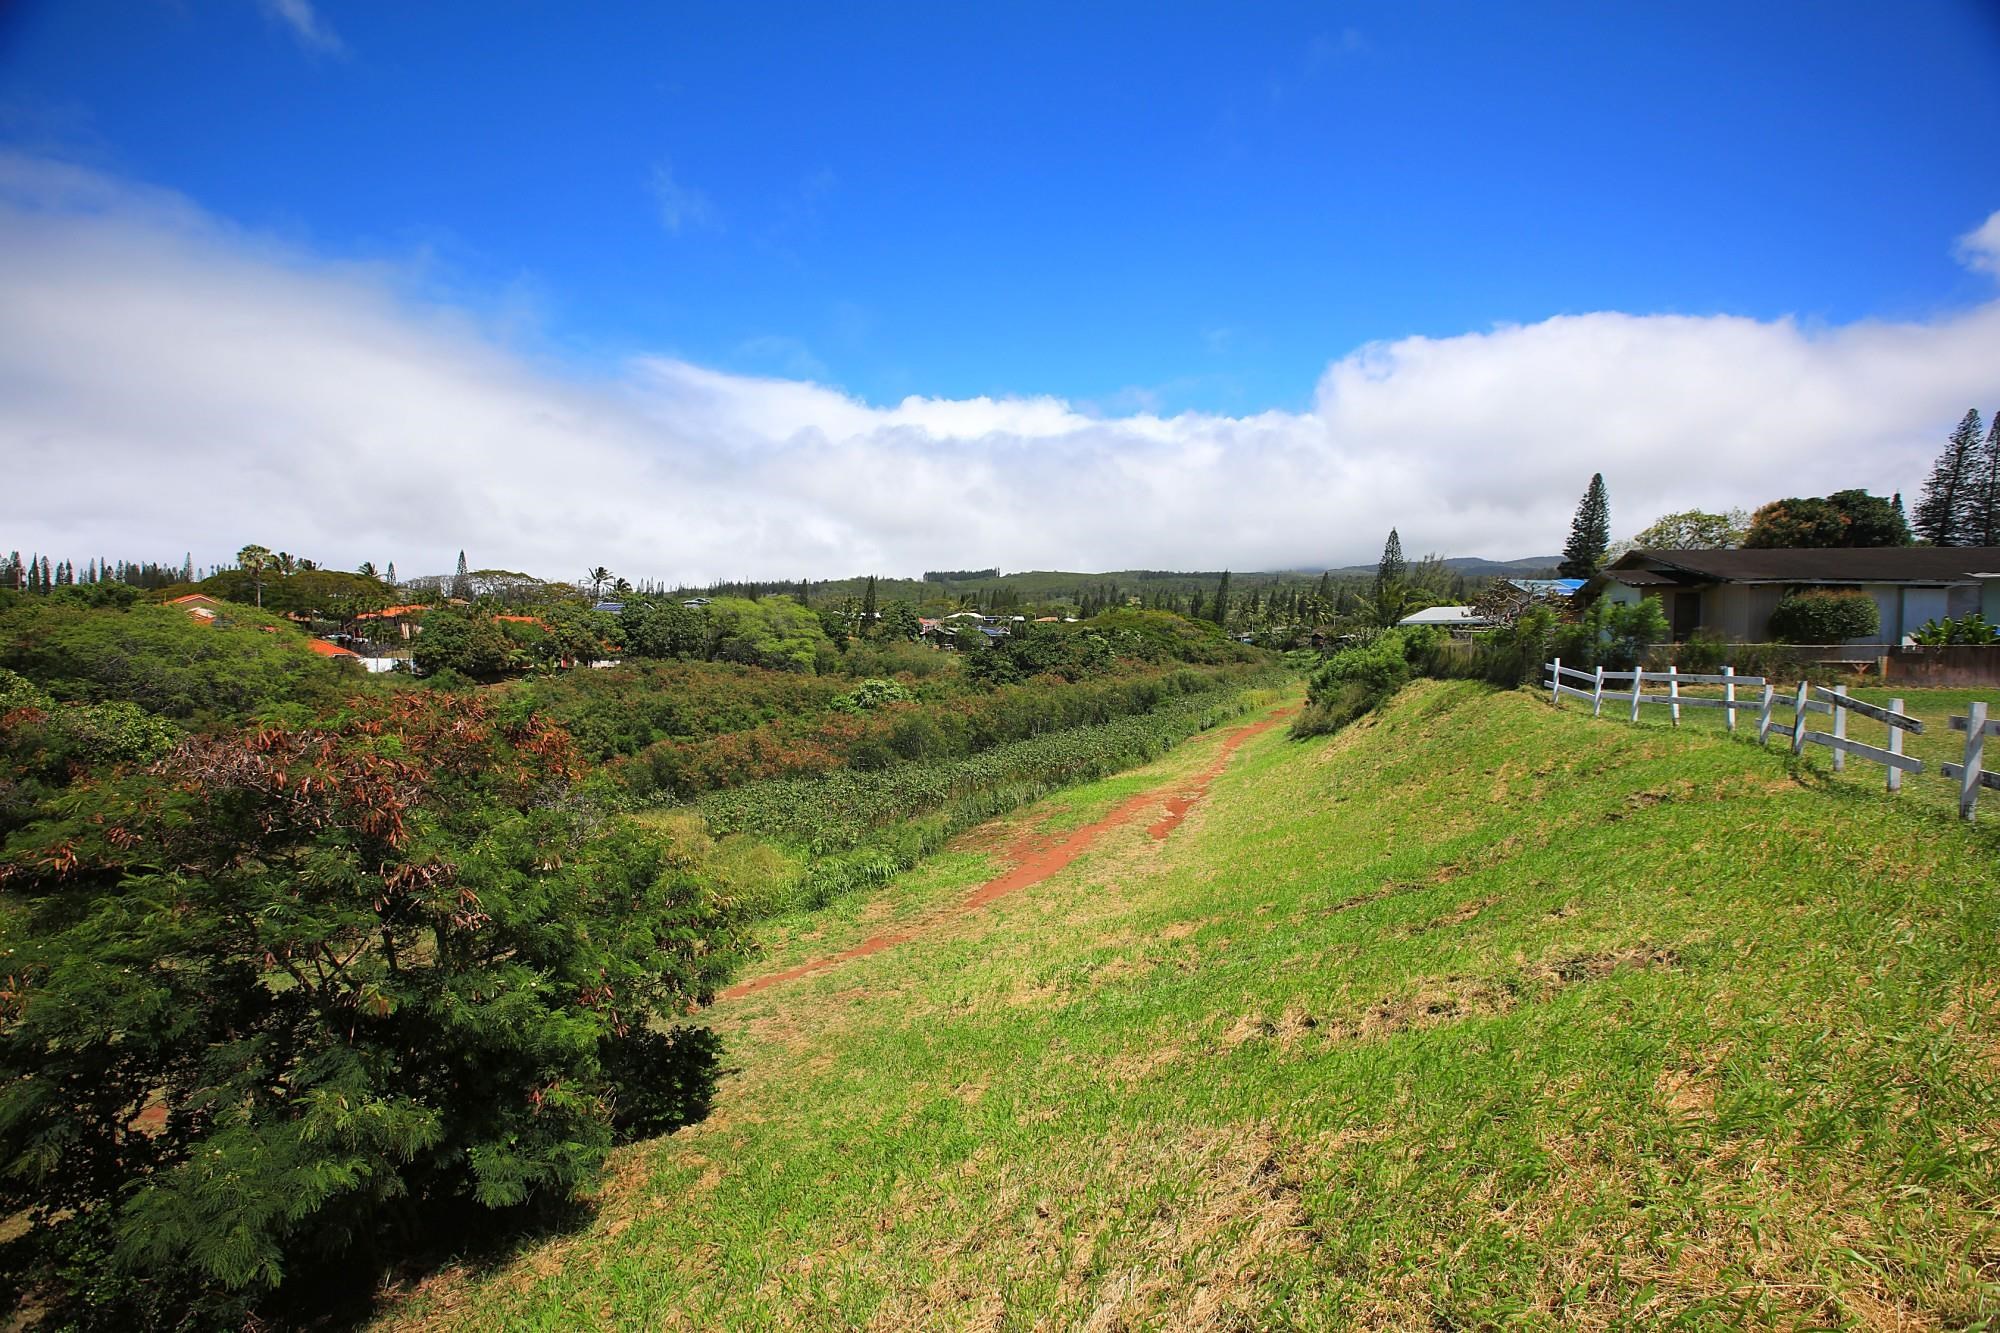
[389,679,2000,1329]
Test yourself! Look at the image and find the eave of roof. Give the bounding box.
[1611,546,2000,584]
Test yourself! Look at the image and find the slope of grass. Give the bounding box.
[385,680,2000,1330]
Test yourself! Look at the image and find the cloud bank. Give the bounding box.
[1,153,1996,585]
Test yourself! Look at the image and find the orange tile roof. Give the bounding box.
[168,593,221,606]
[356,603,432,620]
[306,639,361,658]
[494,614,547,626]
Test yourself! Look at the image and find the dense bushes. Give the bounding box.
[1293,629,1434,737]
[695,683,1274,916]
[617,663,1274,801]
[1767,590,1879,643]
[0,600,361,725]
[0,693,743,1327]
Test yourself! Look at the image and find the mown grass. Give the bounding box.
[384,680,2000,1330]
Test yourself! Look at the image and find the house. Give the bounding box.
[167,593,224,622]
[1398,605,1492,633]
[354,603,432,641]
[1591,547,2000,647]
[681,597,712,609]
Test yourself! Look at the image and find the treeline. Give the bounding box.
[1,552,196,592]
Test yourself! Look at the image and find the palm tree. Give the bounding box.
[357,561,379,580]
[586,566,612,600]
[236,544,273,608]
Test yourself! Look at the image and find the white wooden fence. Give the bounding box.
[1543,659,1999,821]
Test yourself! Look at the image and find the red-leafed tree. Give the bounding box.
[0,692,745,1325]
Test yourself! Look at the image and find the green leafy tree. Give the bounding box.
[1915,409,1984,545]
[620,599,707,659]
[706,597,830,672]
[411,608,512,678]
[1558,474,1610,579]
[0,693,742,1324]
[1744,490,1909,548]
[878,600,921,642]
[1621,507,1748,552]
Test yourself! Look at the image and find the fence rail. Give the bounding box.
[1544,660,1999,820]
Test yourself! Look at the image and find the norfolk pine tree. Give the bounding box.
[1914,409,1984,545]
[1559,474,1610,579]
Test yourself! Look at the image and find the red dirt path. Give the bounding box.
[716,704,1296,1002]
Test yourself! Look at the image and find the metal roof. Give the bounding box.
[1399,605,1491,626]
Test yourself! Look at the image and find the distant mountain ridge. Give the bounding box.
[1321,555,1565,579]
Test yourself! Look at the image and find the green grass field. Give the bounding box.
[385,680,2000,1330]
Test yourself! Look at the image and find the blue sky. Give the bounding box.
[1,3,1998,579]
[5,1,1997,415]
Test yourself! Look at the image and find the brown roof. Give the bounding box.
[1611,547,2000,585]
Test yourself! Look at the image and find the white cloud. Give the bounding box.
[258,0,345,55]
[1956,209,2000,276]
[0,154,1996,585]
[651,161,717,234]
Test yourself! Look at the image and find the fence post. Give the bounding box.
[1757,683,1775,745]
[1723,665,1736,734]
[1791,680,1810,756]
[1831,684,1848,773]
[1629,666,1643,724]
[1592,665,1605,717]
[1886,698,1904,793]
[1961,701,1987,822]
[1550,656,1561,707]
[1667,664,1681,727]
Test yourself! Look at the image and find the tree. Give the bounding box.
[1824,489,1911,547]
[235,544,273,608]
[586,566,613,601]
[385,561,397,586]
[1743,490,1909,548]
[1620,508,1749,553]
[0,693,741,1323]
[1971,416,2000,546]
[1915,409,1984,545]
[1559,474,1610,579]
[451,550,473,601]
[879,600,921,642]
[357,560,378,579]
[859,575,879,637]
[1209,571,1231,627]
[1374,530,1405,599]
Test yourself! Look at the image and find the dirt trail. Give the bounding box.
[717,703,1296,1002]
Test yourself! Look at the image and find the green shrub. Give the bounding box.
[1910,613,2000,646]
[1674,628,1729,674]
[1767,591,1879,643]
[1293,629,1430,737]
[830,678,915,712]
